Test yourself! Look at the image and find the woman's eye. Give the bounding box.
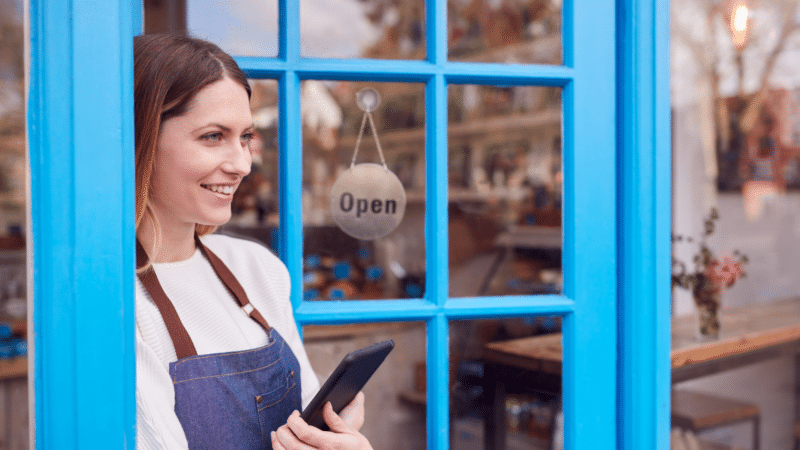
[200,132,222,142]
[241,132,254,143]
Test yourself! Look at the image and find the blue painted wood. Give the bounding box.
[617,1,672,449]
[444,295,575,318]
[237,56,573,84]
[278,71,304,311]
[428,314,448,450]
[427,0,447,65]
[278,0,299,62]
[565,1,618,449]
[28,0,136,447]
[426,74,449,308]
[293,296,575,324]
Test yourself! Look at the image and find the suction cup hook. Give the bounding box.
[356,87,381,113]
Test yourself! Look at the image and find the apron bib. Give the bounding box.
[137,236,301,449]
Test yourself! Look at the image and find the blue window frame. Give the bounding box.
[27,0,670,449]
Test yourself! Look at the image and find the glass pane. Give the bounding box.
[187,0,278,57]
[302,81,426,300]
[448,0,562,64]
[219,79,282,251]
[450,317,562,450]
[448,84,562,298]
[303,322,426,448]
[301,0,426,59]
[0,0,29,447]
[671,1,800,448]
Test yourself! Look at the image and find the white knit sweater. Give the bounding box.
[135,234,320,450]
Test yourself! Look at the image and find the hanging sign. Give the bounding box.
[329,88,407,240]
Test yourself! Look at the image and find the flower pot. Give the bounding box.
[693,275,721,340]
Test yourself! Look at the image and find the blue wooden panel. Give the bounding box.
[28,0,136,447]
[564,0,618,449]
[278,71,304,310]
[293,295,575,324]
[238,57,573,85]
[427,314,448,450]
[617,1,672,449]
[426,73,449,309]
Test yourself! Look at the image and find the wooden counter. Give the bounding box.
[483,297,800,382]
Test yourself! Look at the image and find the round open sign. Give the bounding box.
[330,163,407,240]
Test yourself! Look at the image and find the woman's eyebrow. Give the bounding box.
[203,123,232,132]
[200,123,255,132]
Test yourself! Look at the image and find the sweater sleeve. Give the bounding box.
[136,323,189,450]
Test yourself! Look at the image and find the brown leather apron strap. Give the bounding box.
[137,240,198,359]
[194,235,272,334]
[136,236,273,360]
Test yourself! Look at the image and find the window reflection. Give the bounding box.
[301,0,426,59]
[448,85,562,298]
[448,0,562,64]
[186,0,278,56]
[450,317,562,449]
[671,1,800,448]
[0,1,29,448]
[301,81,426,300]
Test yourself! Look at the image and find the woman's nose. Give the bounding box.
[223,141,252,176]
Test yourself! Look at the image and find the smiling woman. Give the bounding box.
[132,34,375,450]
[144,77,254,262]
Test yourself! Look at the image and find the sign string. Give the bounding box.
[350,111,388,170]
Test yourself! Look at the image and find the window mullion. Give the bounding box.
[278,71,304,310]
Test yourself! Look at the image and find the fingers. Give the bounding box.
[322,401,352,434]
[270,431,287,450]
[285,410,329,448]
[273,419,319,450]
[337,392,366,431]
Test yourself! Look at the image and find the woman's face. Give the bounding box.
[149,77,253,231]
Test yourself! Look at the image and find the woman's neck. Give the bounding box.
[137,212,197,263]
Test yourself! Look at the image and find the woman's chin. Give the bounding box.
[197,211,232,227]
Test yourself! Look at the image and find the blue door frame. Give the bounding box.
[26,1,669,449]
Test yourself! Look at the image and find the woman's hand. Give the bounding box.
[271,393,373,450]
[333,391,365,431]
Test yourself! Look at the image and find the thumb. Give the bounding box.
[322,402,351,433]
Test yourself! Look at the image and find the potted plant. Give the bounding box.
[672,208,748,339]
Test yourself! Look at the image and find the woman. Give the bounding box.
[134,34,373,450]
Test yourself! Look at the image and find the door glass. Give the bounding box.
[450,317,562,450]
[301,81,426,301]
[448,84,562,298]
[219,79,282,250]
[0,0,30,448]
[671,1,800,448]
[447,0,562,64]
[302,321,427,448]
[301,0,426,59]
[186,0,279,57]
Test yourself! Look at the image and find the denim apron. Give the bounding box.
[137,236,301,449]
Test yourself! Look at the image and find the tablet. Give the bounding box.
[301,339,394,430]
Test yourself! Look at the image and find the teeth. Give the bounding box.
[204,185,234,195]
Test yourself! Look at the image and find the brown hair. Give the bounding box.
[134,34,251,243]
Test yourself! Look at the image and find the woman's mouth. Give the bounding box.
[201,184,235,195]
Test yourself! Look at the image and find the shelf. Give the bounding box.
[0,249,25,265]
[338,109,561,149]
[0,358,26,380]
[302,322,423,342]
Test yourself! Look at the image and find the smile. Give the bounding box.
[201,184,235,195]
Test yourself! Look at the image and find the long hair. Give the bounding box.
[134,34,251,268]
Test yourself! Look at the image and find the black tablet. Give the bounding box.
[301,339,394,430]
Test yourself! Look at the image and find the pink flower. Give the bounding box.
[704,256,745,288]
